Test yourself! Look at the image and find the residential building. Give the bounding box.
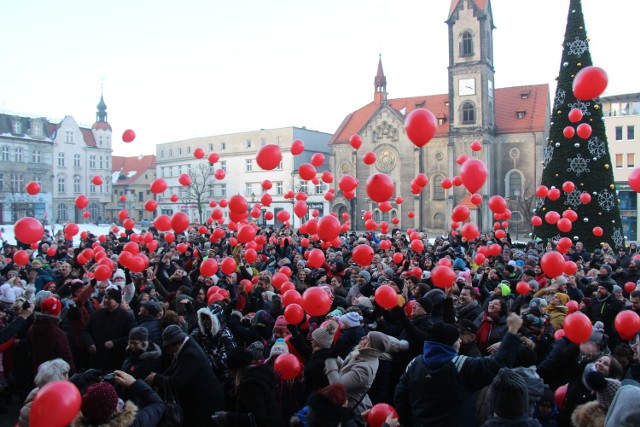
[109,155,157,225]
[329,0,549,237]
[601,93,640,241]
[155,127,331,226]
[0,114,54,224]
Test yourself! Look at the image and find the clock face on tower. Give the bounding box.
[459,78,475,96]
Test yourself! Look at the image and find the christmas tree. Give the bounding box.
[534,0,624,252]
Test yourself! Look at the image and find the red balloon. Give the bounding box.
[301,287,332,317]
[274,353,301,380]
[516,281,530,295]
[555,384,568,410]
[568,108,583,123]
[291,139,305,155]
[451,205,470,222]
[306,249,326,269]
[410,239,424,253]
[214,169,226,180]
[26,181,41,195]
[318,215,341,242]
[75,195,89,209]
[625,282,637,294]
[366,173,394,202]
[562,210,578,223]
[536,185,549,198]
[405,108,437,147]
[14,217,44,244]
[282,289,302,307]
[237,224,257,243]
[321,171,333,184]
[573,66,608,100]
[458,223,478,242]
[460,159,487,194]
[338,175,358,192]
[299,163,316,181]
[352,244,374,267]
[208,152,220,164]
[170,194,179,203]
[629,167,640,192]
[470,141,482,151]
[564,261,578,275]
[94,265,111,282]
[562,181,576,193]
[178,173,191,186]
[580,192,592,204]
[200,258,219,276]
[13,250,29,266]
[375,285,398,309]
[488,196,507,214]
[171,212,190,233]
[576,123,592,139]
[557,218,572,233]
[311,153,325,166]
[122,129,136,142]
[349,134,362,150]
[541,251,566,278]
[367,403,398,427]
[470,193,482,205]
[363,151,376,165]
[474,253,486,265]
[393,252,404,264]
[563,312,593,344]
[531,216,542,226]
[153,214,172,231]
[593,226,604,237]
[615,310,640,340]
[545,211,560,225]
[284,303,305,324]
[30,380,81,427]
[144,200,158,211]
[294,201,308,219]
[256,144,283,170]
[563,126,576,138]
[431,265,455,289]
[91,175,103,185]
[567,300,579,314]
[441,178,453,189]
[191,147,204,159]
[221,257,237,275]
[150,179,167,194]
[456,154,468,166]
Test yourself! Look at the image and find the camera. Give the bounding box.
[100,373,116,383]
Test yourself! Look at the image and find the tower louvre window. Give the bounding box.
[462,102,476,124]
[460,31,473,56]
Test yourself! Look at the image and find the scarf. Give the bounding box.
[476,312,494,352]
[455,299,479,318]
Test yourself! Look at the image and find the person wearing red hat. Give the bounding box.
[27,297,75,376]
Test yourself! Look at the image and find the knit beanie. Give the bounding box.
[355,296,373,309]
[490,368,530,418]
[358,270,371,282]
[583,369,621,409]
[40,297,62,317]
[105,286,122,304]
[247,341,265,361]
[226,347,254,370]
[429,322,460,347]
[367,331,390,352]
[529,297,547,315]
[162,324,187,347]
[269,338,289,360]
[112,269,126,281]
[252,310,274,327]
[274,315,289,334]
[555,292,571,306]
[80,382,119,424]
[498,282,511,297]
[311,320,338,349]
[339,312,362,328]
[589,321,608,350]
[0,283,16,304]
[452,258,466,270]
[129,326,149,343]
[415,296,433,314]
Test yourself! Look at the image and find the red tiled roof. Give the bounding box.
[92,121,112,131]
[449,0,487,17]
[458,194,479,210]
[112,155,157,185]
[329,84,548,144]
[45,121,100,147]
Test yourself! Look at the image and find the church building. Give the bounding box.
[329,0,550,238]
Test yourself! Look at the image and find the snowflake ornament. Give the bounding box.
[536,197,545,212]
[566,36,589,58]
[568,100,592,117]
[554,89,566,110]
[597,190,615,212]
[567,154,591,176]
[612,228,624,249]
[587,136,606,160]
[564,189,583,208]
[544,145,554,167]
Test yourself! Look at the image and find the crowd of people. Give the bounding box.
[0,223,639,427]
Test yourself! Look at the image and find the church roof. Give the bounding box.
[329,83,548,145]
[449,0,488,18]
[112,155,156,185]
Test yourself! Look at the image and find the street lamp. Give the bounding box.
[513,190,521,242]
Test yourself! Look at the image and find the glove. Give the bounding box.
[398,340,410,351]
[211,411,228,427]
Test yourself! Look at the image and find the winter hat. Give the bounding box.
[129,326,149,343]
[452,258,466,270]
[31,258,43,267]
[583,369,621,409]
[367,331,390,352]
[339,312,363,328]
[383,267,395,278]
[613,285,622,294]
[355,296,373,309]
[40,297,62,317]
[490,368,530,418]
[457,319,478,335]
[529,298,547,315]
[553,276,568,286]
[274,315,289,334]
[415,296,433,314]
[252,310,274,327]
[523,269,536,277]
[604,384,640,426]
[112,269,126,281]
[162,324,187,347]
[0,283,16,304]
[269,338,289,359]
[311,320,338,349]
[247,341,265,362]
[226,347,254,370]
[141,300,161,316]
[601,264,613,275]
[358,270,371,282]
[105,286,122,304]
[80,382,119,424]
[555,292,571,306]
[429,322,460,347]
[589,321,608,350]
[498,282,511,297]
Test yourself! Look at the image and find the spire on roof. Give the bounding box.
[92,92,112,131]
[374,54,387,105]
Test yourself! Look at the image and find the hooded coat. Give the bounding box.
[190,303,237,380]
[28,312,76,376]
[121,341,162,381]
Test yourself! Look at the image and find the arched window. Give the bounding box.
[433,213,445,229]
[433,175,445,200]
[462,102,476,124]
[460,31,473,56]
[505,170,524,197]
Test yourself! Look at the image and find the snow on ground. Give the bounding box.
[0,223,143,247]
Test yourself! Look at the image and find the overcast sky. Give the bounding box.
[1,0,638,156]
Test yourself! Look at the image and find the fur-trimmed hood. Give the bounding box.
[138,341,162,361]
[72,400,138,427]
[197,303,226,336]
[33,311,61,324]
[571,401,606,427]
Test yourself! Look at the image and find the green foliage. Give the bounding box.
[533,0,624,251]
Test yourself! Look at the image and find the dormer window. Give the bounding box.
[437,114,447,126]
[444,101,450,107]
[31,122,41,137]
[516,111,526,119]
[520,92,530,99]
[12,120,21,134]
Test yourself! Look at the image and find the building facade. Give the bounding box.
[329,0,549,237]
[0,114,54,224]
[49,96,113,224]
[109,155,157,225]
[155,127,331,226]
[601,93,640,242]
